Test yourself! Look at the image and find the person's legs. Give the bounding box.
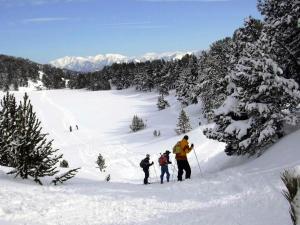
[160,166,166,184]
[184,161,191,179]
[166,166,170,182]
[144,169,149,184]
[177,160,184,181]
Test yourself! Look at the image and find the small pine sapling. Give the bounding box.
[175,109,192,134]
[105,174,111,182]
[60,159,69,168]
[130,115,146,132]
[157,95,170,110]
[96,153,107,172]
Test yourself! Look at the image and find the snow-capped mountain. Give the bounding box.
[50,51,195,72]
[50,54,129,72]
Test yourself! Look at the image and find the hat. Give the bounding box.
[165,150,171,154]
[146,154,150,158]
[183,135,189,140]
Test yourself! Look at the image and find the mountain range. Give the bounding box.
[50,51,197,72]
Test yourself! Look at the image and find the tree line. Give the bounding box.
[0,55,75,90]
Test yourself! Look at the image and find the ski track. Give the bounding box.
[0,89,295,225]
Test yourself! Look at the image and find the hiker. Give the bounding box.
[140,154,154,185]
[174,135,194,181]
[69,126,72,132]
[159,150,171,184]
[76,125,79,130]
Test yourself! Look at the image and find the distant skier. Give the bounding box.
[69,126,72,132]
[140,154,154,185]
[173,135,194,181]
[76,125,79,130]
[159,150,171,184]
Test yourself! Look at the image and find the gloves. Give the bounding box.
[151,161,154,165]
[191,144,194,148]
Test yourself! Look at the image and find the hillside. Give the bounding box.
[0,88,297,225]
[0,54,75,91]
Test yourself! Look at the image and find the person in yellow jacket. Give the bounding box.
[176,135,194,181]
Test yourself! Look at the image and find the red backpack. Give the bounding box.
[158,154,167,166]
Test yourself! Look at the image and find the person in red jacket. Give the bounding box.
[159,150,172,184]
[175,135,194,181]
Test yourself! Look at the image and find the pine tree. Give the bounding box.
[157,94,170,110]
[205,32,300,156]
[105,174,111,182]
[198,38,234,119]
[258,0,300,84]
[176,109,192,134]
[0,92,18,167]
[96,153,106,172]
[176,55,199,106]
[8,93,63,184]
[130,115,146,132]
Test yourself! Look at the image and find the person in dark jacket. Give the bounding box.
[159,150,172,184]
[141,154,154,184]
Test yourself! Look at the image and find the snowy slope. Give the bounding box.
[50,51,195,72]
[0,89,297,225]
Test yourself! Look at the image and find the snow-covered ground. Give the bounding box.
[0,88,298,225]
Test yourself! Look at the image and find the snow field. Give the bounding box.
[0,88,298,225]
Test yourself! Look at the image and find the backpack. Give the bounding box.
[158,155,167,166]
[140,159,146,168]
[173,141,182,154]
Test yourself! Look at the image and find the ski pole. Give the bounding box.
[153,164,159,182]
[171,164,174,182]
[171,156,177,182]
[172,164,177,182]
[193,148,203,177]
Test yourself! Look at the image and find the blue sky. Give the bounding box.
[0,0,261,63]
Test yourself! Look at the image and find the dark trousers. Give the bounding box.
[177,160,191,181]
[160,165,170,183]
[143,168,149,184]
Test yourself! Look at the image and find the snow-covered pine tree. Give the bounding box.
[156,61,178,95]
[157,94,170,110]
[197,38,233,119]
[157,64,171,96]
[8,93,62,184]
[176,109,192,134]
[0,92,18,167]
[96,153,106,172]
[232,17,263,58]
[130,115,146,132]
[151,59,165,91]
[258,0,300,85]
[133,65,146,91]
[205,31,300,156]
[144,61,155,92]
[176,55,199,106]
